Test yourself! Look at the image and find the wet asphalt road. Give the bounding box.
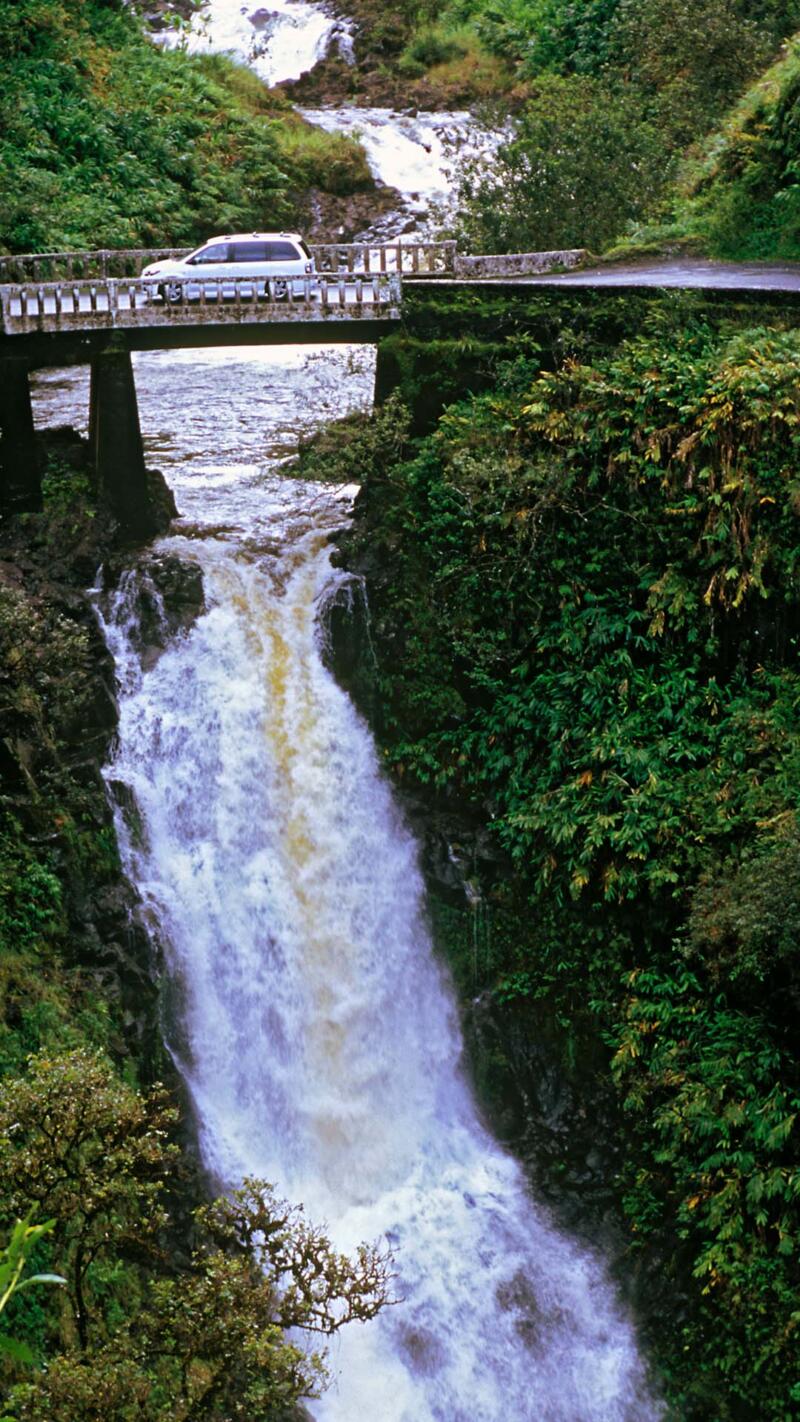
[441,260,800,291]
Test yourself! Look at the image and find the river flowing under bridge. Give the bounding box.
[3,240,800,531]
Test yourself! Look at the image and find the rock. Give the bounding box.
[248,7,280,30]
[301,185,404,244]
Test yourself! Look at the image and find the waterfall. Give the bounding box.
[176,0,353,88]
[297,107,505,238]
[98,460,662,1419]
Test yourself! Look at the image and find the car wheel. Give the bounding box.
[270,279,288,302]
[164,281,184,304]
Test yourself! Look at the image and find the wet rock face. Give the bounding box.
[103,553,205,669]
[303,185,405,244]
[0,428,190,1073]
[137,0,199,32]
[249,6,281,29]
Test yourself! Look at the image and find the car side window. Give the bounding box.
[230,241,301,262]
[190,244,231,264]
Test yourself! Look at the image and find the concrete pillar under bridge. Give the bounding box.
[0,360,42,515]
[89,347,153,539]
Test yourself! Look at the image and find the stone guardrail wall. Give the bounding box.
[453,249,587,277]
[0,273,402,337]
[0,243,586,284]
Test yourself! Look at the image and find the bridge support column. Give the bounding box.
[0,361,42,515]
[89,348,152,538]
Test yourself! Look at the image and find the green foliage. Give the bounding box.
[442,0,798,87]
[452,75,668,253]
[40,458,94,519]
[270,119,373,198]
[0,1217,64,1367]
[449,0,621,74]
[0,0,369,253]
[289,392,412,485]
[399,25,468,72]
[610,0,787,150]
[682,37,800,260]
[333,308,800,1414]
[0,1055,391,1420]
[688,825,800,991]
[0,828,63,961]
[611,969,800,1414]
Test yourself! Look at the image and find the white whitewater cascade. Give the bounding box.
[98,462,662,1418]
[298,107,504,237]
[178,0,353,87]
[164,0,501,237]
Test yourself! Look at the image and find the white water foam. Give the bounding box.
[93,342,663,1417]
[299,106,503,236]
[176,0,352,87]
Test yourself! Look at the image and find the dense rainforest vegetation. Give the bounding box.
[299,289,800,1418]
[335,0,800,258]
[0,0,371,253]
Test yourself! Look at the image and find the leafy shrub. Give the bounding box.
[402,26,468,69]
[683,39,800,259]
[271,120,373,197]
[610,0,792,149]
[452,75,669,253]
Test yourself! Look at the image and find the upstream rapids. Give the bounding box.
[33,4,664,1414]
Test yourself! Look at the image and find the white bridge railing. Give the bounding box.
[0,241,587,289]
[0,273,402,337]
[0,243,456,284]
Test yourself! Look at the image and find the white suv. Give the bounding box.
[142,233,316,302]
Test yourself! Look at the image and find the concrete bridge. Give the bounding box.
[0,239,584,531]
[3,239,800,534]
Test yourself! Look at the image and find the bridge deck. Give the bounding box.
[1,273,401,337]
[0,274,402,364]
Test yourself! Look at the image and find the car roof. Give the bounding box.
[201,232,306,243]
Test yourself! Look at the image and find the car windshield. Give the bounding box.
[191,244,231,264]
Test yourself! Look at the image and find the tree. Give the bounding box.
[0,1049,179,1349]
[7,1182,393,1422]
[610,0,781,148]
[0,1053,392,1419]
[453,74,667,253]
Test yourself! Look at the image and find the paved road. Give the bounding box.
[507,260,800,291]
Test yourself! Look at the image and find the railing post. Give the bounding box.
[89,345,154,538]
[0,359,42,515]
